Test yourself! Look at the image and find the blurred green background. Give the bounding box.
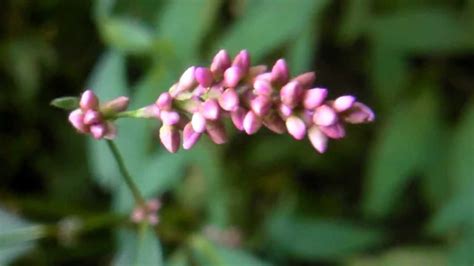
[1,0,473,265]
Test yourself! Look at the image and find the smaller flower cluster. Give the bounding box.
[68,91,129,139]
[130,198,161,225]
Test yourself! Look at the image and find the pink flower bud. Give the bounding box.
[159,125,180,153]
[206,121,227,144]
[231,107,246,131]
[201,99,220,120]
[148,214,159,225]
[160,110,180,125]
[308,126,328,153]
[271,59,289,85]
[104,122,117,139]
[319,123,346,139]
[83,110,102,125]
[286,116,306,140]
[68,109,87,133]
[313,105,337,126]
[223,66,244,88]
[146,199,161,212]
[178,66,196,92]
[250,95,272,116]
[102,96,129,114]
[253,79,273,96]
[278,103,293,119]
[131,208,145,223]
[191,112,206,133]
[210,49,231,75]
[293,72,316,88]
[195,67,213,87]
[193,85,207,97]
[303,88,327,110]
[90,123,106,139]
[140,104,161,118]
[232,50,250,71]
[343,102,375,124]
[243,111,262,135]
[183,123,202,149]
[218,88,239,111]
[333,95,356,112]
[156,92,173,110]
[263,112,286,134]
[280,81,303,108]
[80,90,99,110]
[247,65,268,82]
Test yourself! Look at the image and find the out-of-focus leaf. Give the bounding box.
[0,208,44,265]
[94,0,116,20]
[287,26,317,75]
[190,235,270,266]
[156,0,221,66]
[363,90,439,217]
[214,0,329,62]
[99,17,154,54]
[113,226,163,266]
[448,100,474,191]
[50,97,79,110]
[338,0,371,44]
[347,246,447,266]
[166,248,189,266]
[265,209,384,260]
[448,231,474,266]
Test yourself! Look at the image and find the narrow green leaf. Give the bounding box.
[166,248,189,266]
[448,231,474,266]
[287,25,317,75]
[113,226,163,266]
[363,90,439,217]
[338,0,371,45]
[347,246,447,266]
[214,0,329,62]
[50,97,79,110]
[99,17,154,54]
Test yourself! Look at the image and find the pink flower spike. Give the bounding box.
[90,124,106,139]
[160,110,180,125]
[183,123,202,149]
[191,112,206,133]
[278,103,293,119]
[250,95,271,117]
[243,111,262,135]
[293,72,316,88]
[104,122,117,140]
[103,96,129,113]
[178,66,196,91]
[271,59,289,84]
[210,49,231,75]
[286,116,306,140]
[68,109,87,133]
[320,123,346,139]
[303,88,327,110]
[195,67,213,87]
[80,90,99,110]
[83,110,102,125]
[280,81,303,108]
[232,50,250,71]
[206,121,228,144]
[333,95,356,112]
[159,125,180,153]
[201,99,220,120]
[156,92,173,110]
[313,105,337,126]
[253,79,273,96]
[343,102,375,124]
[308,126,328,153]
[231,107,246,131]
[219,88,239,111]
[263,112,286,134]
[223,66,244,88]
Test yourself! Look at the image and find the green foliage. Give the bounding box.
[50,97,79,110]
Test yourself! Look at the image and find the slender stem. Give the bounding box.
[106,140,146,206]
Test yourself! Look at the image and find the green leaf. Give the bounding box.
[99,17,154,54]
[166,248,189,266]
[113,226,163,266]
[214,0,329,62]
[338,0,371,45]
[363,90,439,217]
[265,210,384,260]
[50,96,79,110]
[347,246,447,266]
[287,25,317,75]
[190,236,270,266]
[448,231,474,266]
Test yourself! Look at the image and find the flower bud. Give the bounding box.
[146,199,161,212]
[278,103,293,119]
[90,124,106,139]
[308,126,328,153]
[224,66,244,88]
[191,112,206,133]
[231,107,246,131]
[263,111,286,134]
[201,99,220,120]
[178,66,196,92]
[104,122,117,139]
[68,109,87,133]
[232,50,250,71]
[160,110,180,125]
[210,50,231,75]
[250,95,272,116]
[271,59,289,85]
[343,102,375,124]
[148,214,159,225]
[195,67,213,87]
[80,90,99,110]
[293,72,316,88]
[206,120,227,144]
[243,111,262,135]
[156,92,173,110]
[313,105,337,126]
[218,88,239,111]
[286,116,306,140]
[253,79,273,96]
[159,125,180,153]
[183,123,202,149]
[303,88,327,110]
[319,123,346,139]
[333,95,356,112]
[280,81,303,108]
[83,110,102,125]
[102,96,129,114]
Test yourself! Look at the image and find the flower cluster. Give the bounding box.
[130,198,161,225]
[68,91,129,139]
[67,49,374,153]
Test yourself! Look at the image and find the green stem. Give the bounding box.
[106,140,146,207]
